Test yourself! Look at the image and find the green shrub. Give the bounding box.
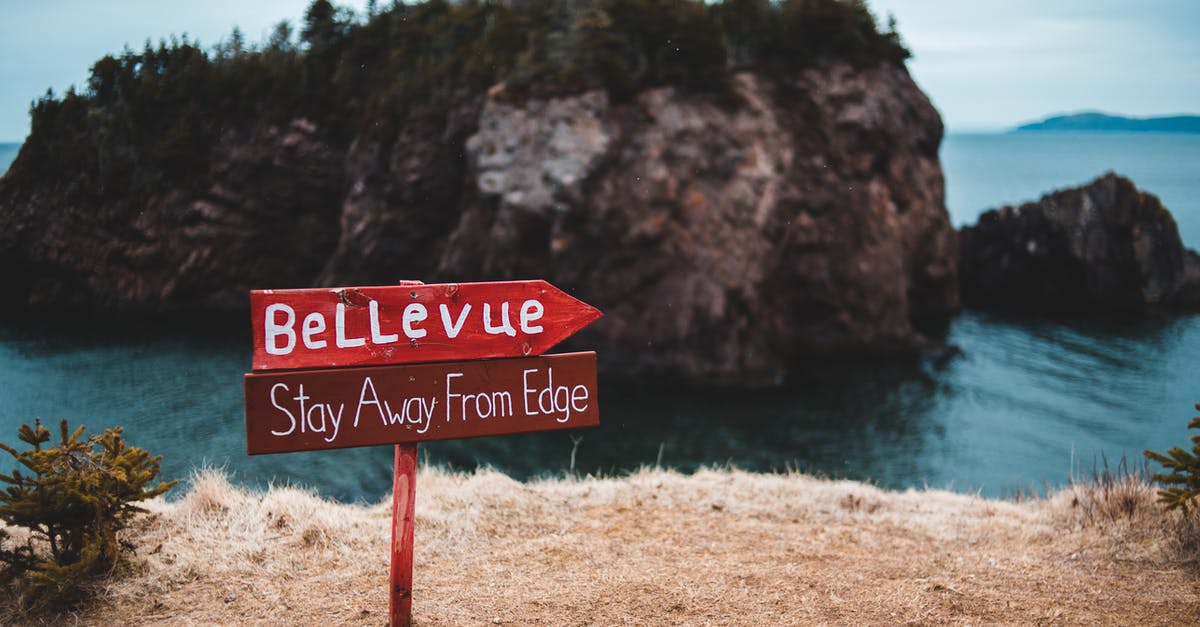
[1144,403,1200,514]
[0,419,176,610]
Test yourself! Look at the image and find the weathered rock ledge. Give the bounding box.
[0,62,958,385]
[959,172,1200,312]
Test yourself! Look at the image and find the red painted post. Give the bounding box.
[391,279,422,627]
[389,442,418,626]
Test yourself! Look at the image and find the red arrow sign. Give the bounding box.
[250,280,602,371]
[244,352,599,455]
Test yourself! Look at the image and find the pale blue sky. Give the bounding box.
[0,0,369,142]
[0,0,1197,141]
[870,0,1200,130]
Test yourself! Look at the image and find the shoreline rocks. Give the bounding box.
[959,172,1200,312]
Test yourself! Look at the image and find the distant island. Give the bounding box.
[1016,112,1200,133]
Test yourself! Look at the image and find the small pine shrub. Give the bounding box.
[0,419,177,610]
[1144,403,1200,514]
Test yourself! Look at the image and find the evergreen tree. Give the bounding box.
[0,420,176,609]
[1145,403,1200,514]
[266,20,296,54]
[301,0,339,50]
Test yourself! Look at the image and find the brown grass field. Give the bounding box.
[3,466,1199,625]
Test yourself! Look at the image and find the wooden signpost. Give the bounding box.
[243,280,602,626]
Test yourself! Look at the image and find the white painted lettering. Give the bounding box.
[537,367,556,415]
[465,392,488,418]
[483,302,517,337]
[381,400,404,425]
[523,368,538,416]
[445,372,464,421]
[459,389,513,420]
[370,300,399,344]
[306,402,327,434]
[417,397,436,434]
[269,383,296,436]
[354,376,384,427]
[403,303,429,339]
[519,299,545,334]
[492,391,513,417]
[293,384,311,432]
[404,398,422,424]
[336,303,366,348]
[265,304,296,355]
[302,312,327,350]
[324,403,343,442]
[526,367,579,423]
[439,303,471,339]
[571,385,590,414]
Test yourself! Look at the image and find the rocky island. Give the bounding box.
[0,0,957,385]
[959,173,1200,312]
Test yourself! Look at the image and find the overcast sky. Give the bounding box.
[0,0,369,142]
[869,0,1200,130]
[0,0,1197,141]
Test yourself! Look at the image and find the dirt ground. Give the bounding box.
[4,467,1199,625]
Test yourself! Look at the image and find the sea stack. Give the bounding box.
[959,172,1200,312]
[0,2,960,385]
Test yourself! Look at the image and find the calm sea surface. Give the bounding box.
[1,132,1198,501]
[0,143,19,175]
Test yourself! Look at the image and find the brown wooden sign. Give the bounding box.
[245,352,598,455]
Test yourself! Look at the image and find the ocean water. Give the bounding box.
[943,132,1200,248]
[0,132,1198,501]
[0,143,19,176]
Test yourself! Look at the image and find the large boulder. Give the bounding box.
[959,172,1200,312]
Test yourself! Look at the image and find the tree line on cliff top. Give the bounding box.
[10,0,908,216]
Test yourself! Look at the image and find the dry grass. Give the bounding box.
[2,466,1198,626]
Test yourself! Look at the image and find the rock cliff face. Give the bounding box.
[959,173,1200,312]
[0,119,344,309]
[0,61,958,384]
